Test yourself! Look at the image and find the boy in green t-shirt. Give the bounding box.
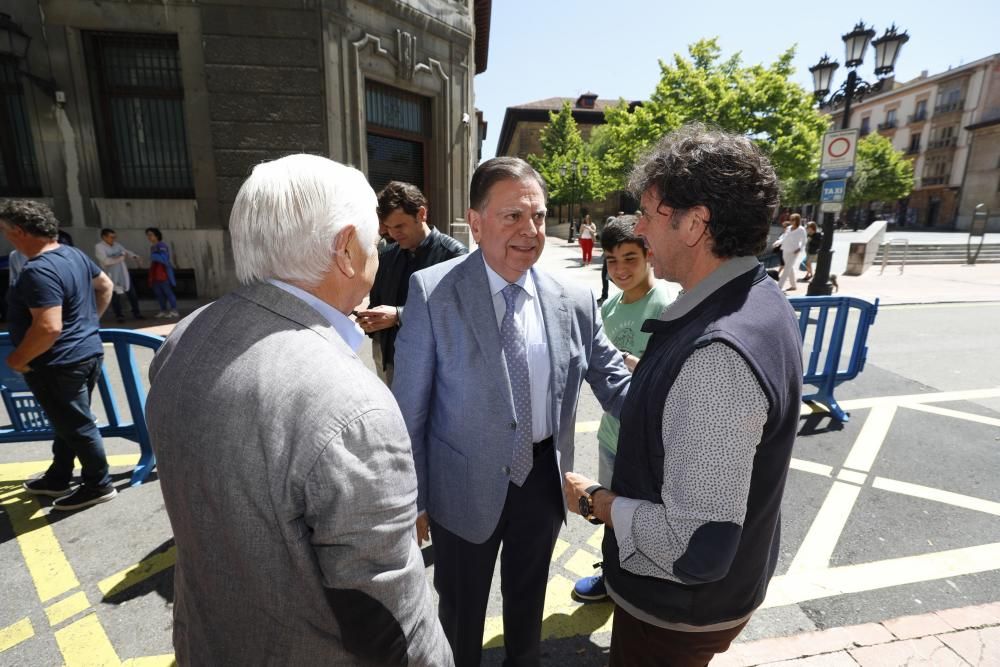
[573,215,678,602]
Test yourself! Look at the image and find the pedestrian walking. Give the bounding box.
[145,227,178,318]
[95,228,144,322]
[776,213,806,291]
[578,214,597,265]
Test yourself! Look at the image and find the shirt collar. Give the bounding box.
[267,279,365,352]
[482,254,538,300]
[660,256,760,321]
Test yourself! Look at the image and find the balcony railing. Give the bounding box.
[906,145,921,155]
[922,175,950,186]
[934,100,964,114]
[908,111,927,124]
[927,136,958,150]
[877,120,898,131]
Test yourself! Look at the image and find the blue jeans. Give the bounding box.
[24,356,112,489]
[151,281,176,310]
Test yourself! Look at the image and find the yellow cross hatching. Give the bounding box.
[2,386,999,662]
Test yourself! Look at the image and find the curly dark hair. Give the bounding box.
[377,181,428,221]
[599,215,646,254]
[0,199,59,239]
[628,124,779,258]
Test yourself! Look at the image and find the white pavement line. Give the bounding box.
[842,405,897,473]
[872,477,1000,517]
[839,387,1000,411]
[789,458,834,477]
[901,402,1000,428]
[786,481,863,575]
[764,542,1000,609]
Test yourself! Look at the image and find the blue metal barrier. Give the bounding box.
[788,296,879,423]
[0,329,164,485]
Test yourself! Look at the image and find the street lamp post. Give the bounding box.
[807,22,909,296]
[579,163,589,234]
[563,159,582,243]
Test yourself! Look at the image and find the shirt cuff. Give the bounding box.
[611,496,644,559]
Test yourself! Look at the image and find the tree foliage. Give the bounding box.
[599,38,829,188]
[527,101,615,207]
[844,133,914,207]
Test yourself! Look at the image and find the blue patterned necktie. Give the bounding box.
[501,283,533,486]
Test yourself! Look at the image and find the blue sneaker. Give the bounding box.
[573,571,608,602]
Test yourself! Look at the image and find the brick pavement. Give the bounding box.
[714,602,1000,666]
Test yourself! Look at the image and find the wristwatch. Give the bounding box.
[578,484,606,525]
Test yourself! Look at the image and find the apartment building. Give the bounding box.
[828,53,1000,230]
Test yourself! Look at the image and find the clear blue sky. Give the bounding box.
[475,0,1000,160]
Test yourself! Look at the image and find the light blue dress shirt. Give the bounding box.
[482,257,553,443]
[268,279,365,352]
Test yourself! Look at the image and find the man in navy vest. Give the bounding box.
[563,124,802,666]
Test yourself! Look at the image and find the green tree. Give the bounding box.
[844,133,914,208]
[600,38,828,188]
[527,101,614,208]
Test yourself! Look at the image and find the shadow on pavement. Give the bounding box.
[482,602,613,666]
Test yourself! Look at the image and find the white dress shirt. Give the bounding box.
[482,257,554,443]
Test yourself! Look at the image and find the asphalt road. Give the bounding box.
[0,291,997,666]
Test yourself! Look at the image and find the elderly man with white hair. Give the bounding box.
[145,154,452,666]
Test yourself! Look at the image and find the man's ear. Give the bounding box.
[467,208,483,243]
[333,224,357,279]
[417,206,428,224]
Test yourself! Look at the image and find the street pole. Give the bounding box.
[808,70,857,296]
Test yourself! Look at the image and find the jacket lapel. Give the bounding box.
[454,251,517,416]
[533,269,571,426]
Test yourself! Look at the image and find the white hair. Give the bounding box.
[230,154,378,286]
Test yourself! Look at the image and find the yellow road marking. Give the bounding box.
[0,454,138,483]
[843,405,896,473]
[0,618,34,652]
[586,526,604,551]
[766,542,1000,609]
[901,402,1000,428]
[789,458,833,477]
[46,591,90,627]
[873,477,1000,516]
[551,538,570,562]
[0,493,80,602]
[564,549,599,578]
[54,613,120,667]
[99,546,177,598]
[483,574,613,648]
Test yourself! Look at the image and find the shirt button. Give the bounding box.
[509,421,517,430]
[502,466,511,476]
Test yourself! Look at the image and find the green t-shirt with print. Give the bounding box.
[597,281,678,454]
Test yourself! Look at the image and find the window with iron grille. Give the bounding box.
[365,80,430,193]
[86,33,192,198]
[0,56,41,196]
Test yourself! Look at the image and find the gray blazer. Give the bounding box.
[392,250,630,544]
[146,282,452,666]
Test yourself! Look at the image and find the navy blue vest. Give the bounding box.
[604,263,802,626]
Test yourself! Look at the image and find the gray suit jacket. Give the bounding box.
[146,282,452,666]
[392,250,630,544]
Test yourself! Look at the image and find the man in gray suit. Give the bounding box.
[146,154,451,666]
[393,157,631,666]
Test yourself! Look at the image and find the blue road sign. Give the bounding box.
[821,179,847,203]
[819,166,855,180]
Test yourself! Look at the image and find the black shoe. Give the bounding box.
[23,477,73,498]
[52,485,117,511]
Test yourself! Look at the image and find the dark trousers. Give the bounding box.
[110,281,141,319]
[24,356,112,489]
[609,604,748,667]
[152,281,177,310]
[600,256,609,300]
[430,441,563,667]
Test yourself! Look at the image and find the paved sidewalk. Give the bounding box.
[716,601,1000,666]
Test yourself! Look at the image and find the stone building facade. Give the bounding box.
[0,0,490,297]
[829,53,1000,230]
